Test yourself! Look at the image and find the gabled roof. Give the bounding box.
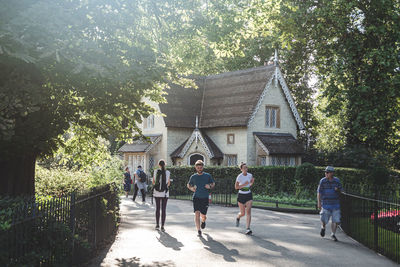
[170,129,223,159]
[118,134,162,153]
[159,65,304,130]
[254,132,303,155]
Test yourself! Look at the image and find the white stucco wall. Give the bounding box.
[166,127,193,165]
[247,77,298,165]
[204,127,247,165]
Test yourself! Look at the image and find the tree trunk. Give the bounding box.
[0,153,36,196]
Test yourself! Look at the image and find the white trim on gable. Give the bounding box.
[179,129,214,158]
[145,135,162,153]
[247,66,305,130]
[254,134,270,155]
[275,67,305,130]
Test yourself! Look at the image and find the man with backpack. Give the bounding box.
[133,165,147,203]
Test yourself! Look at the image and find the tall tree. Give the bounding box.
[0,0,193,196]
[279,0,400,158]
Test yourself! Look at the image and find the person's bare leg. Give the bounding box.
[245,200,253,229]
[195,211,201,230]
[201,214,207,223]
[237,202,245,219]
[331,222,337,234]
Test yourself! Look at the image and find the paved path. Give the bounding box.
[88,197,398,267]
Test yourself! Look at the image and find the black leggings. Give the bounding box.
[155,197,168,226]
[133,184,146,201]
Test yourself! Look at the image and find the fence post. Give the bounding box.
[373,189,378,252]
[70,192,76,259]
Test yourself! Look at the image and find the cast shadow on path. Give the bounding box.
[156,231,184,251]
[115,256,176,267]
[200,233,239,262]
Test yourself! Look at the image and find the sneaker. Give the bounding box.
[331,234,338,242]
[161,226,165,232]
[198,230,202,236]
[236,218,240,227]
[155,225,160,230]
[201,221,206,229]
[245,228,252,235]
[320,228,325,237]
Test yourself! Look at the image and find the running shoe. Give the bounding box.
[198,230,202,236]
[331,234,338,242]
[161,226,165,232]
[155,225,160,230]
[201,221,206,229]
[245,228,252,235]
[236,217,240,227]
[320,227,325,237]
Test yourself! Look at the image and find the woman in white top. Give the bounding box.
[152,159,171,231]
[235,163,254,235]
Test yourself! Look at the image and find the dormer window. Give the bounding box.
[144,114,154,129]
[265,106,280,128]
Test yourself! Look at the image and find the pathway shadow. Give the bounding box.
[115,256,175,267]
[249,235,289,256]
[156,231,184,251]
[200,233,239,262]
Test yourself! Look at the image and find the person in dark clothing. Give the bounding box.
[123,167,132,198]
[152,159,170,231]
[133,165,147,202]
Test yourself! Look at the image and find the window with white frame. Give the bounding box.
[226,154,237,166]
[149,156,154,171]
[260,156,267,166]
[144,114,155,129]
[265,106,280,128]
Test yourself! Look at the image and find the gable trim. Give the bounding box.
[247,66,305,130]
[247,75,274,126]
[179,129,214,158]
[275,67,305,130]
[145,135,162,153]
[254,134,270,155]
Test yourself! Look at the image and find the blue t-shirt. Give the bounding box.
[317,177,342,210]
[188,172,215,199]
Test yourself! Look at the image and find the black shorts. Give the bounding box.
[193,197,209,215]
[237,192,253,204]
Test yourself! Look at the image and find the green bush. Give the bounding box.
[295,163,318,186]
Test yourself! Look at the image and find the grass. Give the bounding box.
[170,194,317,210]
[344,217,400,263]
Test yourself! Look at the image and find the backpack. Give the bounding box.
[138,170,147,183]
[154,169,168,192]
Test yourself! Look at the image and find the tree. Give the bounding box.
[0,0,193,196]
[279,0,400,161]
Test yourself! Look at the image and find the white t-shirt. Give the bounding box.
[153,169,170,198]
[236,172,253,194]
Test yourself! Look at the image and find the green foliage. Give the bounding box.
[295,163,318,186]
[35,165,90,196]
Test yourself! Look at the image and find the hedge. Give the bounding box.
[165,165,400,197]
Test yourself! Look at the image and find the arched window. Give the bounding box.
[189,154,205,165]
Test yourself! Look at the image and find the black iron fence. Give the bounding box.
[0,183,119,266]
[341,188,400,264]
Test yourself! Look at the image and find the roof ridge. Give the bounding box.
[205,65,274,80]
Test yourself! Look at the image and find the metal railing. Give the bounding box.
[1,183,119,266]
[340,189,400,264]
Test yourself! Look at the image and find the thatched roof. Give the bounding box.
[254,132,303,155]
[159,65,275,128]
[118,134,162,153]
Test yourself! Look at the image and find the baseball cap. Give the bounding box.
[325,166,335,172]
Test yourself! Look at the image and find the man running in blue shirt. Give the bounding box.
[187,160,215,236]
[317,166,342,241]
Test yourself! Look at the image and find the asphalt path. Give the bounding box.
[87,197,398,267]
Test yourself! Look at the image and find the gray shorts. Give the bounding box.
[320,208,341,224]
